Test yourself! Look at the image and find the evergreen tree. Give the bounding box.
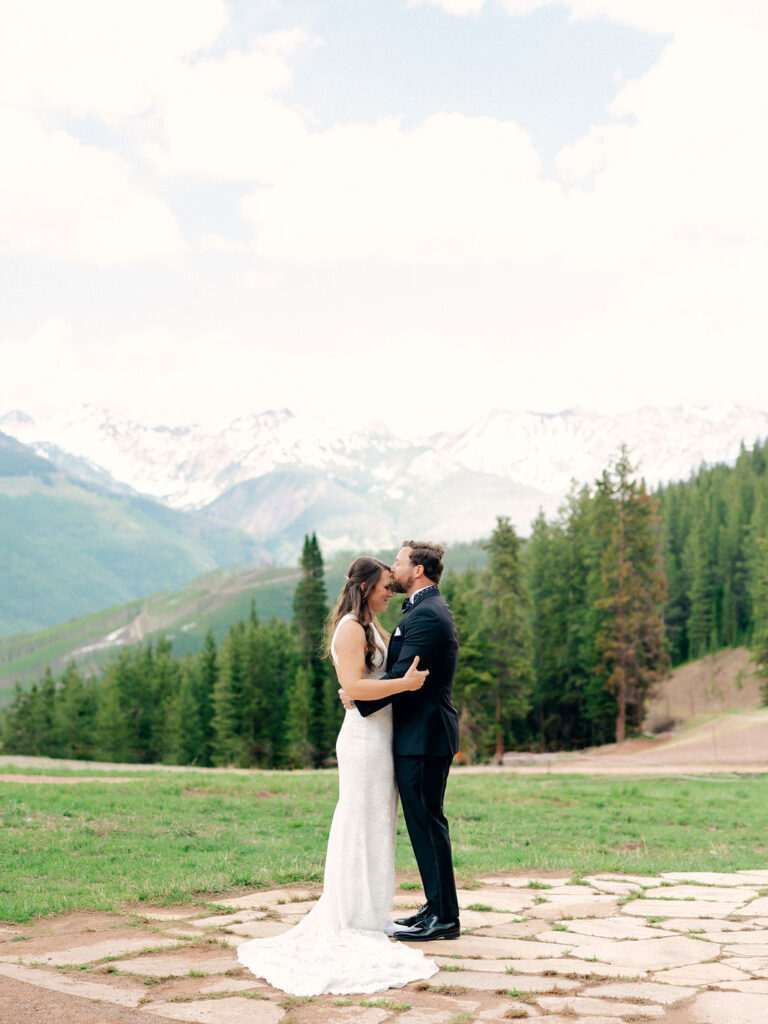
[0,682,40,754]
[292,533,330,761]
[686,503,716,659]
[284,665,315,767]
[36,667,59,757]
[593,449,670,741]
[166,662,204,765]
[54,661,95,759]
[210,622,246,765]
[441,568,494,761]
[749,537,768,705]
[196,629,219,764]
[94,664,129,762]
[485,516,535,763]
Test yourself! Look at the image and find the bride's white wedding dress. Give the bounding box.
[237,614,438,995]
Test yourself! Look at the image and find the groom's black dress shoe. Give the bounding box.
[393,903,430,927]
[393,913,461,941]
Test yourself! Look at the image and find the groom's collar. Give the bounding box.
[404,584,439,611]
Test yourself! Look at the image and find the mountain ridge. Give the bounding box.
[3,402,768,562]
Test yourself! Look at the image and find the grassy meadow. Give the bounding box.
[2,766,767,923]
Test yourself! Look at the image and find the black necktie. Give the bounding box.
[401,597,412,614]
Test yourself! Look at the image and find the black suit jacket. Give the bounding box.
[355,588,460,756]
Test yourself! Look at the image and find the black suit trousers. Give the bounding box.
[394,754,459,922]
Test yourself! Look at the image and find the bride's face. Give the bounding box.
[367,569,394,615]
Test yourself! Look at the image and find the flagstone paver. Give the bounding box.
[724,942,768,956]
[0,962,145,1007]
[621,898,733,918]
[541,918,663,940]
[733,897,768,917]
[210,889,318,910]
[526,898,620,921]
[590,874,662,887]
[584,879,643,896]
[721,955,768,972]
[222,920,294,938]
[718,979,768,993]
[688,989,768,1023]
[586,982,697,1004]
[455,887,537,912]
[689,928,768,943]
[114,950,238,976]
[642,884,757,902]
[661,871,768,887]
[28,935,187,967]
[10,871,768,1024]
[538,995,666,1017]
[422,969,581,992]
[651,962,749,985]
[198,978,267,994]
[655,916,756,932]
[190,911,267,929]
[505,958,646,979]
[478,875,573,888]
[143,997,284,1023]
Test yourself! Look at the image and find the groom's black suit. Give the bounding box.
[355,586,460,922]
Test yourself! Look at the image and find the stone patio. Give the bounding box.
[3,872,768,1023]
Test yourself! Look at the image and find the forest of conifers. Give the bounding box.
[3,441,768,767]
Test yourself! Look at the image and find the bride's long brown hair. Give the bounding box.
[326,556,391,671]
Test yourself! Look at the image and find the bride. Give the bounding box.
[237,556,440,995]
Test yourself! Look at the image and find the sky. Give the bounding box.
[2,0,767,436]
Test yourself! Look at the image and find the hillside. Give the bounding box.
[0,565,299,705]
[0,432,260,636]
[0,539,487,708]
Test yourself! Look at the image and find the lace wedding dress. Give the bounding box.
[237,614,438,995]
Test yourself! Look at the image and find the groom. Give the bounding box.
[350,541,461,941]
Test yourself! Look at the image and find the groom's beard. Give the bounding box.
[391,570,413,595]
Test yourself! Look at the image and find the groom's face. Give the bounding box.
[391,546,415,594]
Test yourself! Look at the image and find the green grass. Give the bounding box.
[1,769,767,922]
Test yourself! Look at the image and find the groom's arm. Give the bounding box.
[355,609,441,719]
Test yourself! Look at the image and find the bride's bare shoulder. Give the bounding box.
[334,616,365,646]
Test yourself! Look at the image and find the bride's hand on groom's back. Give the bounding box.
[403,656,428,691]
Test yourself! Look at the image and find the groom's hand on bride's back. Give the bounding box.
[338,688,355,710]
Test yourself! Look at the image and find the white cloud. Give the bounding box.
[0,0,227,122]
[242,112,559,266]
[408,0,486,15]
[142,37,310,181]
[0,108,183,265]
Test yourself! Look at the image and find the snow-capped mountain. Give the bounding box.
[4,403,768,560]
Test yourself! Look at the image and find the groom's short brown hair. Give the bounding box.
[403,541,445,584]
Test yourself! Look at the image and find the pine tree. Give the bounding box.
[196,629,219,765]
[210,622,245,765]
[686,503,716,659]
[292,533,330,761]
[94,664,129,762]
[0,682,40,754]
[54,661,95,759]
[593,449,670,741]
[441,568,494,761]
[485,516,535,763]
[166,663,204,765]
[749,537,768,705]
[284,665,315,767]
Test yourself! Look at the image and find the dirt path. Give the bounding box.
[3,707,766,782]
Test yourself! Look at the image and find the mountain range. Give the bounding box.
[5,401,768,543]
[3,402,768,636]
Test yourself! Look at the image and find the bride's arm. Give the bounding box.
[333,619,427,700]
